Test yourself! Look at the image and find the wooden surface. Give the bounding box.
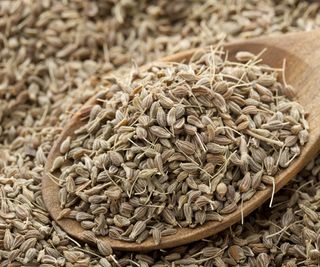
[42,30,320,251]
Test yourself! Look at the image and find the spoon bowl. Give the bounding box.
[42,30,320,251]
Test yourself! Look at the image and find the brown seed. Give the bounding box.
[228,245,246,263]
[175,140,196,155]
[239,172,251,193]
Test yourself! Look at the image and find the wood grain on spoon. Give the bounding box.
[42,30,320,251]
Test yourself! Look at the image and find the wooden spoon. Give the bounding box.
[42,30,320,251]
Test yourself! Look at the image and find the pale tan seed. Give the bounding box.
[154,153,164,173]
[251,170,263,189]
[162,207,177,226]
[239,172,252,193]
[97,239,113,256]
[237,120,249,131]
[129,221,147,239]
[183,203,193,224]
[161,228,177,236]
[184,124,197,135]
[63,251,80,263]
[138,168,158,179]
[99,258,112,267]
[299,204,318,222]
[195,210,206,225]
[207,143,227,154]
[65,176,75,193]
[216,182,228,197]
[195,195,212,208]
[4,229,13,250]
[291,124,303,134]
[167,107,176,126]
[156,106,167,127]
[242,105,258,115]
[157,94,174,109]
[164,253,181,261]
[187,115,204,128]
[212,92,227,113]
[57,208,71,220]
[20,238,37,253]
[141,93,154,110]
[299,129,309,145]
[284,135,298,147]
[257,75,276,87]
[264,156,276,175]
[75,212,94,221]
[35,147,47,166]
[215,257,227,267]
[174,117,185,131]
[261,175,275,185]
[256,253,270,267]
[60,136,71,154]
[82,231,97,243]
[136,126,148,139]
[235,51,256,62]
[220,201,237,214]
[202,246,221,257]
[114,215,131,228]
[152,228,161,245]
[24,248,38,264]
[50,156,64,172]
[109,151,124,166]
[150,126,171,138]
[180,163,198,173]
[172,86,189,98]
[136,229,149,243]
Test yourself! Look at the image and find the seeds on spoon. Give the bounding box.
[54,47,308,244]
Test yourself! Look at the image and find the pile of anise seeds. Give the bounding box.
[53,48,309,244]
